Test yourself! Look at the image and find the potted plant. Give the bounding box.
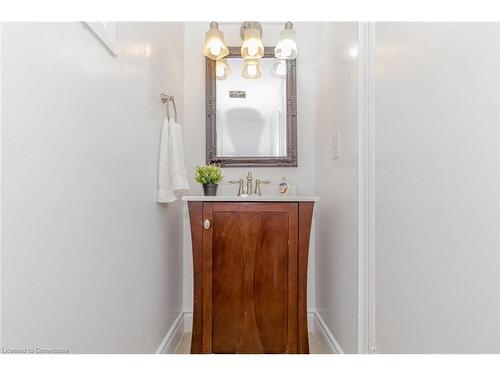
[195,164,223,196]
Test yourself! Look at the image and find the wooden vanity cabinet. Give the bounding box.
[187,201,314,354]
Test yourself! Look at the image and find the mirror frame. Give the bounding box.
[206,47,297,167]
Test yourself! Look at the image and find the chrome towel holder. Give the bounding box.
[160,93,177,122]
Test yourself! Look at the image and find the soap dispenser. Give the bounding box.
[279,176,289,195]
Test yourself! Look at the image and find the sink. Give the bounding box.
[182,182,318,202]
[213,182,296,196]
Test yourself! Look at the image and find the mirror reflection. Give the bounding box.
[216,58,287,157]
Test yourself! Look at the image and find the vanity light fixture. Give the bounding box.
[242,57,262,79]
[275,22,297,59]
[240,22,264,59]
[202,21,297,80]
[202,22,229,60]
[216,59,231,80]
[271,59,287,79]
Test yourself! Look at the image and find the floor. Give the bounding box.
[174,332,328,354]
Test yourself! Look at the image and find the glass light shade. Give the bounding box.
[275,22,297,59]
[202,22,229,60]
[215,59,231,80]
[242,58,262,79]
[271,59,287,79]
[241,28,264,59]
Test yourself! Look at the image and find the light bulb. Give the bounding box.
[247,42,258,57]
[215,59,231,80]
[247,65,257,77]
[216,63,224,77]
[210,43,222,57]
[202,22,229,60]
[242,58,261,79]
[271,59,287,79]
[276,40,294,58]
[241,28,264,59]
[275,22,297,60]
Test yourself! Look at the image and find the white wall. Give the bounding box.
[374,22,500,353]
[4,21,497,355]
[314,22,360,353]
[182,22,317,317]
[1,22,185,353]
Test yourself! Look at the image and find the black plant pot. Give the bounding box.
[202,184,218,196]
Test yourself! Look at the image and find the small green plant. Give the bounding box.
[195,164,223,185]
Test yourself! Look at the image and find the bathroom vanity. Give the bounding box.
[183,196,318,354]
[191,29,309,353]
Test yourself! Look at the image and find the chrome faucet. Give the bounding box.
[246,171,253,196]
[229,172,270,196]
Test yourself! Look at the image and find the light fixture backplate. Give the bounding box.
[240,22,263,39]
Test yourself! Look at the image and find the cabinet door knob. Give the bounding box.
[204,219,211,230]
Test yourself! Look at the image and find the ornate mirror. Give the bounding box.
[206,47,297,167]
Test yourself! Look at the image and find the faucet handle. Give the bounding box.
[254,179,271,196]
[229,179,244,196]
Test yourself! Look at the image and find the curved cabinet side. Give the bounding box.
[298,202,314,354]
[188,201,203,353]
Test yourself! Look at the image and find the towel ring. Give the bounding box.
[160,93,177,122]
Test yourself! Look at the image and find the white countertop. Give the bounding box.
[182,195,319,202]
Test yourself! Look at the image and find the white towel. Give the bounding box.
[158,118,190,203]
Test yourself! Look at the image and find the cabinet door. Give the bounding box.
[203,202,298,354]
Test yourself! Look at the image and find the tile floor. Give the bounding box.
[174,332,328,354]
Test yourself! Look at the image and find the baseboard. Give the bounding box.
[156,311,185,354]
[183,311,193,332]
[307,311,314,331]
[311,310,344,354]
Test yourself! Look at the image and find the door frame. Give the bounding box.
[358,22,377,354]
